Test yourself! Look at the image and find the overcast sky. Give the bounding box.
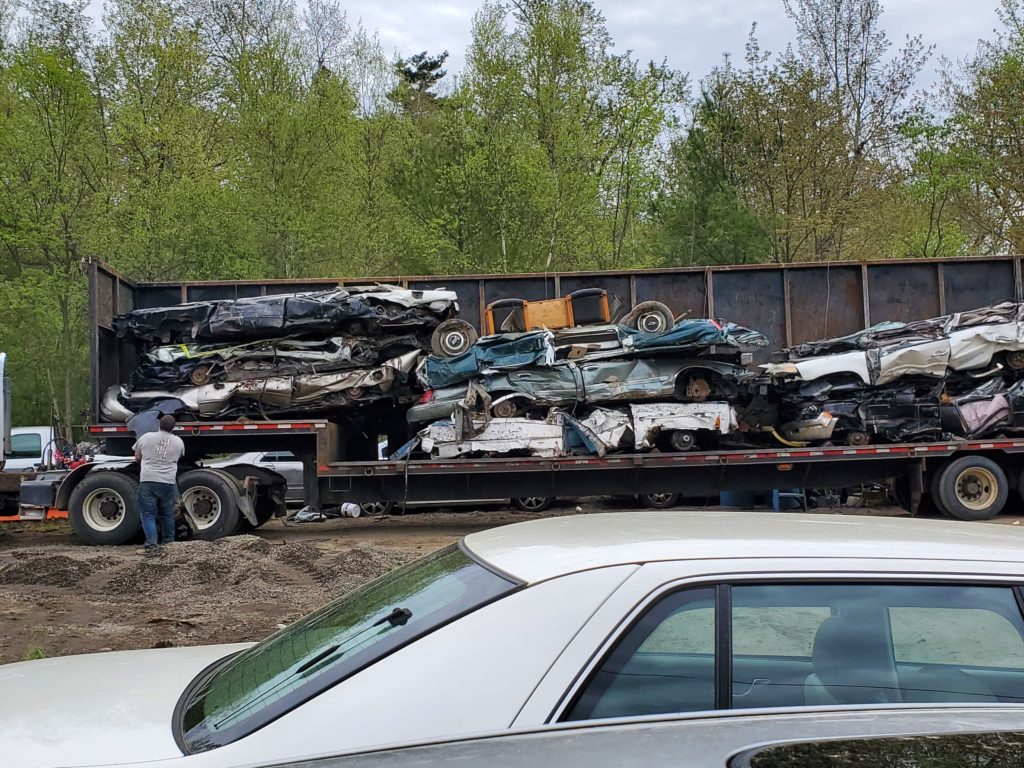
[86,0,1007,90]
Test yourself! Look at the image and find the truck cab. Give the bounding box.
[4,426,55,472]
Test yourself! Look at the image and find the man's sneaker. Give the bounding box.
[136,547,158,556]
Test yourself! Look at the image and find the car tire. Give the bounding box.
[430,320,478,358]
[622,301,674,334]
[69,472,141,545]
[178,470,241,540]
[639,492,680,509]
[934,456,1008,521]
[511,496,553,513]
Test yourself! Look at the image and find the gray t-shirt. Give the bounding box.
[133,430,185,484]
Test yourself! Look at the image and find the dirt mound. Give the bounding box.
[0,554,95,588]
[0,536,419,662]
[0,536,416,611]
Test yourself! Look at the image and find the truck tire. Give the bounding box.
[430,319,478,358]
[69,472,141,545]
[639,492,680,509]
[512,496,553,513]
[934,456,1008,521]
[622,301,674,334]
[178,470,241,540]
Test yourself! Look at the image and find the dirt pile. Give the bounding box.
[0,536,415,663]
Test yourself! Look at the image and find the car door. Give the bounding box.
[502,365,583,404]
[5,429,46,471]
[578,359,671,403]
[259,451,304,501]
[515,563,1024,726]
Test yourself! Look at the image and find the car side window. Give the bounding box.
[9,432,42,458]
[890,606,1024,666]
[563,587,715,721]
[565,582,1024,723]
[261,452,297,462]
[731,584,1024,709]
[732,732,1024,768]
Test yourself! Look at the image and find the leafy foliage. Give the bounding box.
[0,0,1023,428]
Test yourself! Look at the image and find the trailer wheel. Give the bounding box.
[892,476,941,517]
[934,456,1008,521]
[639,492,680,509]
[622,301,674,334]
[69,472,141,545]
[430,320,478,358]
[512,496,553,513]
[178,470,241,540]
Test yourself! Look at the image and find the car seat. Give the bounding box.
[899,666,997,703]
[804,614,903,706]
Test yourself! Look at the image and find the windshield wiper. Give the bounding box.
[213,607,414,728]
[294,609,411,675]
[374,607,412,627]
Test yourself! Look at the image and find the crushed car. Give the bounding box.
[416,401,740,459]
[106,285,468,421]
[410,357,754,424]
[764,302,1024,386]
[103,351,422,422]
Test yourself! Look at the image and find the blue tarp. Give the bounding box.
[425,331,554,388]
[626,319,769,352]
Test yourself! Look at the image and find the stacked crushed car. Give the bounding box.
[102,285,472,422]
[763,302,1024,446]
[409,319,768,458]
[102,284,1024,459]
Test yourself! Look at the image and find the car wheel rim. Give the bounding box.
[955,468,998,511]
[638,313,668,333]
[518,497,546,510]
[647,493,674,506]
[442,331,469,356]
[493,401,518,418]
[362,501,390,515]
[670,432,694,451]
[181,487,222,530]
[82,488,126,532]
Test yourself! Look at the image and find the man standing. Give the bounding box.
[133,414,185,555]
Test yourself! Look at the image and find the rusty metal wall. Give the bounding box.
[88,256,1024,418]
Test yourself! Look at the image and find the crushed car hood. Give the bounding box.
[1,643,247,768]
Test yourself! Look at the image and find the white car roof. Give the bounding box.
[462,510,1024,583]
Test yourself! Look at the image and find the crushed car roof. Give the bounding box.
[461,510,1024,583]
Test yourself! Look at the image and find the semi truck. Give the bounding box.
[21,255,1024,544]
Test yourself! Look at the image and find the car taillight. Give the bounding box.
[417,390,433,404]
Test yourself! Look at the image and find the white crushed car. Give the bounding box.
[6,511,1024,767]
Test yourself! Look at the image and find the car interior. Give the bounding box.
[565,583,1024,721]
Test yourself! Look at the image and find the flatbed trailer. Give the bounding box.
[84,421,1024,525]
[21,256,1024,543]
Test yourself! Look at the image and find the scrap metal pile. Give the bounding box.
[409,301,1024,459]
[102,285,467,422]
[102,286,1024,459]
[408,319,768,458]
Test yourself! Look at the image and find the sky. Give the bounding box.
[84,0,1006,90]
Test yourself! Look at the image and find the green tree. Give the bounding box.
[0,1,104,429]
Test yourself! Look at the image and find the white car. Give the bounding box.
[270,707,1024,768]
[6,511,1024,768]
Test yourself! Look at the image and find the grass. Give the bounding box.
[22,646,47,661]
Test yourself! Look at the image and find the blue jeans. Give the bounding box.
[138,482,177,548]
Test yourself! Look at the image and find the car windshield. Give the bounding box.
[177,544,518,752]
